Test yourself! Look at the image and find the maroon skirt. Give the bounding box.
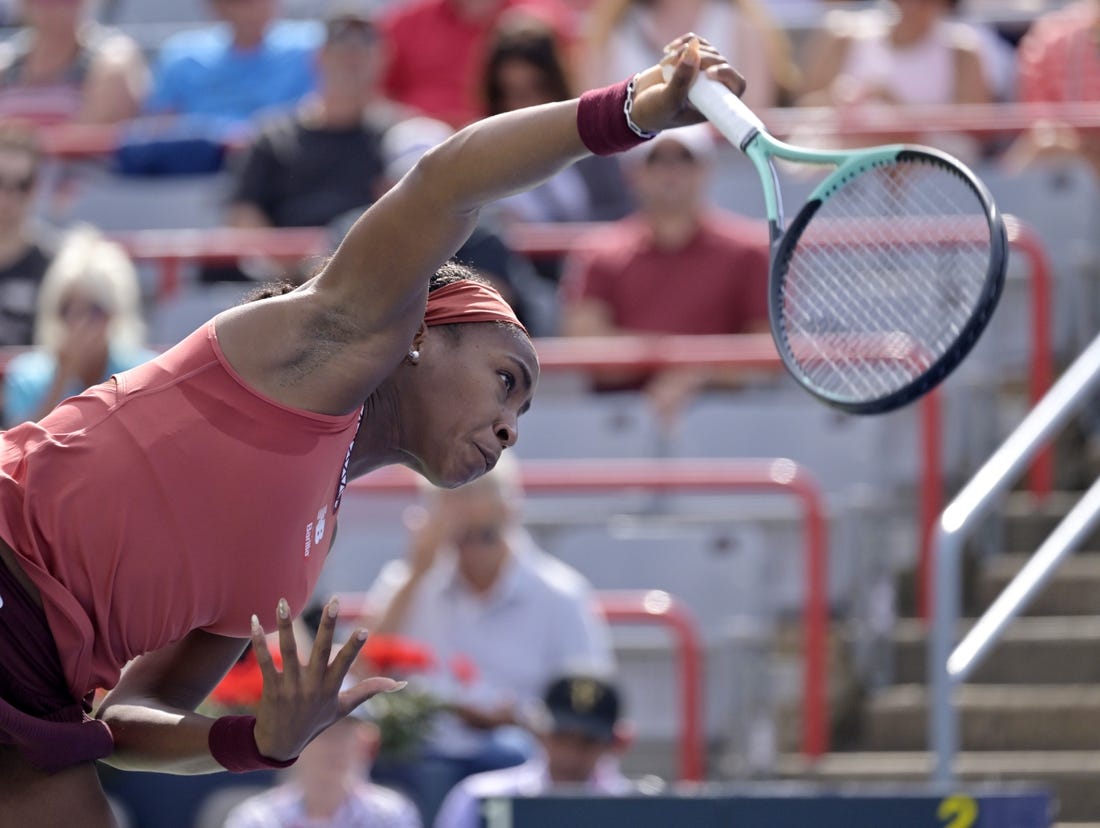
[0,556,113,773]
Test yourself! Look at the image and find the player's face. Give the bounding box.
[409,323,538,488]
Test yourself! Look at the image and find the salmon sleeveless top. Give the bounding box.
[0,321,362,700]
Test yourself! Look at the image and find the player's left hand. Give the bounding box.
[249,596,405,762]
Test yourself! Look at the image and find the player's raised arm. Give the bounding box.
[215,36,744,416]
[321,35,743,326]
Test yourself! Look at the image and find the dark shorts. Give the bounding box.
[0,556,113,774]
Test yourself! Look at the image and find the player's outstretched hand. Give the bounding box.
[250,596,405,762]
[629,34,746,133]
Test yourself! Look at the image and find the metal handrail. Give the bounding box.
[929,331,1100,784]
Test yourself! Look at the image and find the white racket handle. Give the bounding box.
[661,63,766,149]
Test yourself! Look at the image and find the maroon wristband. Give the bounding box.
[208,715,297,773]
[577,76,656,156]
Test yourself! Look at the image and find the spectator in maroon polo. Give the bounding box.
[558,123,770,426]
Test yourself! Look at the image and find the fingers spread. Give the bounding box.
[308,597,339,674]
[250,614,278,680]
[275,598,301,681]
[338,677,408,716]
[327,627,370,689]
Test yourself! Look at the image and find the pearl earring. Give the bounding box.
[409,349,420,361]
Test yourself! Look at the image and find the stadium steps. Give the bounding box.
[861,684,1100,752]
[773,751,1100,822]
[774,481,1100,822]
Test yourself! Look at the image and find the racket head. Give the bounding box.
[767,146,1007,415]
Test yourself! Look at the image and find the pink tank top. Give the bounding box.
[0,321,362,700]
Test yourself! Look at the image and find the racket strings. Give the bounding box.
[778,158,993,401]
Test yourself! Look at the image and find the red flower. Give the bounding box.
[450,654,478,687]
[361,634,436,675]
[209,645,283,709]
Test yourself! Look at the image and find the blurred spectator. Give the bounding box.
[795,0,993,154]
[0,0,147,126]
[222,638,422,828]
[204,4,401,283]
[379,0,573,128]
[582,0,798,110]
[1002,0,1100,177]
[365,453,615,824]
[0,122,55,347]
[142,0,322,134]
[559,124,769,426]
[379,114,557,335]
[3,224,155,425]
[482,15,633,225]
[434,674,632,828]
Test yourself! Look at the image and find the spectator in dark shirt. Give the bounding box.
[0,123,55,347]
[209,4,401,282]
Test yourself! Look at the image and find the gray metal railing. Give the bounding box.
[930,331,1100,785]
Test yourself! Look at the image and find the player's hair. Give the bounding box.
[241,261,522,338]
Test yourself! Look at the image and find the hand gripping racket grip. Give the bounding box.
[661,63,766,150]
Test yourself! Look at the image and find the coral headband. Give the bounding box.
[424,279,527,335]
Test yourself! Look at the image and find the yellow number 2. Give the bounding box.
[938,794,979,828]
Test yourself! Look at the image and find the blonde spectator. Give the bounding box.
[0,0,147,126]
[3,225,156,425]
[583,0,798,110]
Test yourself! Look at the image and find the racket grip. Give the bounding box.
[662,64,766,150]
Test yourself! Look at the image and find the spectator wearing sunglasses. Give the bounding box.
[365,452,614,824]
[0,123,55,349]
[207,3,405,282]
[2,224,155,426]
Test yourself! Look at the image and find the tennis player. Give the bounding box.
[0,35,744,826]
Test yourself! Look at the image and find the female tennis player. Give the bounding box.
[0,35,744,826]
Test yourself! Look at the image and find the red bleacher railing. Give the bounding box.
[112,226,331,300]
[335,587,706,782]
[30,103,1100,161]
[347,457,830,763]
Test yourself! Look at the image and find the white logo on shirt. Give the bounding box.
[305,507,328,557]
[314,507,327,545]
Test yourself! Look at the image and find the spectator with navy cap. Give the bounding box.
[433,674,632,828]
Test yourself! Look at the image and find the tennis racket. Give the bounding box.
[682,75,1007,414]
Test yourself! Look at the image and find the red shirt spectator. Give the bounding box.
[1017,0,1100,103]
[1005,0,1100,175]
[379,0,572,128]
[559,125,769,423]
[561,212,767,335]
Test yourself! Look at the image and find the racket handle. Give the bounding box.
[661,64,766,150]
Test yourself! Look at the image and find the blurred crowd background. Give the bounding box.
[4,0,1100,826]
